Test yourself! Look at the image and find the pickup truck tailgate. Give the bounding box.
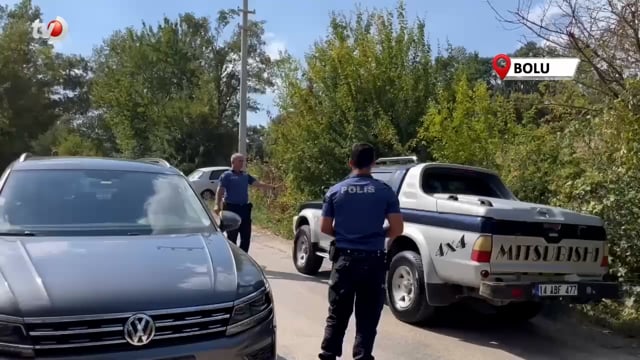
[490,235,608,276]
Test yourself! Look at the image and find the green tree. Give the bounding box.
[268,1,435,197]
[0,0,60,167]
[433,43,492,94]
[416,72,517,169]
[247,124,266,161]
[31,54,116,157]
[91,10,274,167]
[54,131,102,156]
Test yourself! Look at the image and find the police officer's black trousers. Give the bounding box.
[319,252,386,360]
[223,202,252,252]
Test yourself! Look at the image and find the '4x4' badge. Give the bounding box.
[435,235,466,257]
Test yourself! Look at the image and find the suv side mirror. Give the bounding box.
[219,211,241,232]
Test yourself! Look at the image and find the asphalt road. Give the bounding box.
[248,228,640,360]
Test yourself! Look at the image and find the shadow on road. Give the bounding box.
[276,355,288,360]
[411,304,639,360]
[421,307,559,359]
[264,268,330,285]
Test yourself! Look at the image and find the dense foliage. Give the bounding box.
[0,0,637,333]
[0,0,270,172]
[253,1,640,332]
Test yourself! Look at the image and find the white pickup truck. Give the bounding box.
[291,158,621,324]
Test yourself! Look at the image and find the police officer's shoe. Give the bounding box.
[318,352,336,360]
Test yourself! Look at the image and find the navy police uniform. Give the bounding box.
[319,174,401,360]
[219,170,255,252]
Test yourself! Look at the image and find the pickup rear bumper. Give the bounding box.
[479,280,621,303]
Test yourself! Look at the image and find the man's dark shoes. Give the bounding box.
[318,352,337,360]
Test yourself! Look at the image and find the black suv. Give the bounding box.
[0,154,276,359]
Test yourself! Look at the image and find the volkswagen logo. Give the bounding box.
[123,314,156,346]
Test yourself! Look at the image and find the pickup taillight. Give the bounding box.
[601,243,609,267]
[471,235,492,263]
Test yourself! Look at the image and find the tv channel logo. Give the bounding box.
[31,16,68,43]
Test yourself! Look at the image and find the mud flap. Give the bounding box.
[426,283,463,306]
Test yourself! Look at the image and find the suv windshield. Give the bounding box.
[0,169,213,235]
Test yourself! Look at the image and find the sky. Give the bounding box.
[2,0,548,126]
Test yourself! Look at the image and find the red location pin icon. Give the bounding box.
[492,54,511,80]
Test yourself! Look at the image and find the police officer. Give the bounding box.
[214,153,275,253]
[318,143,404,360]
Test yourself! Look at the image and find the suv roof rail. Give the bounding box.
[18,152,32,162]
[376,156,418,165]
[137,157,172,168]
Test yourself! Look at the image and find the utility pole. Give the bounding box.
[238,0,254,158]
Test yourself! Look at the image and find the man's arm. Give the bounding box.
[385,190,403,239]
[214,172,228,214]
[252,181,275,191]
[215,185,225,213]
[320,191,335,236]
[248,174,275,191]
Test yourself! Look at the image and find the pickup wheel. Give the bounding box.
[496,301,543,323]
[387,250,436,324]
[293,225,323,275]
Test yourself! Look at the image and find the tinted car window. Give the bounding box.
[421,168,513,199]
[209,169,226,180]
[0,170,213,235]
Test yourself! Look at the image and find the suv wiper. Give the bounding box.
[0,230,36,236]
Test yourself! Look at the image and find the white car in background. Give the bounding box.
[188,166,230,200]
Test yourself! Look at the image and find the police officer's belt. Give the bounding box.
[336,248,385,258]
[223,202,251,207]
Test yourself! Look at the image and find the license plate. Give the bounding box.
[536,284,578,296]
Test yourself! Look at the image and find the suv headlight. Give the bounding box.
[0,321,33,357]
[226,286,273,336]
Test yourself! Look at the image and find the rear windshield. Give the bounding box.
[0,169,214,236]
[372,171,393,184]
[421,167,513,199]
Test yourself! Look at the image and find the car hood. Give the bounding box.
[0,233,265,318]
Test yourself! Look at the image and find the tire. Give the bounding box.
[201,190,214,201]
[386,250,437,324]
[292,225,323,275]
[495,301,543,323]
